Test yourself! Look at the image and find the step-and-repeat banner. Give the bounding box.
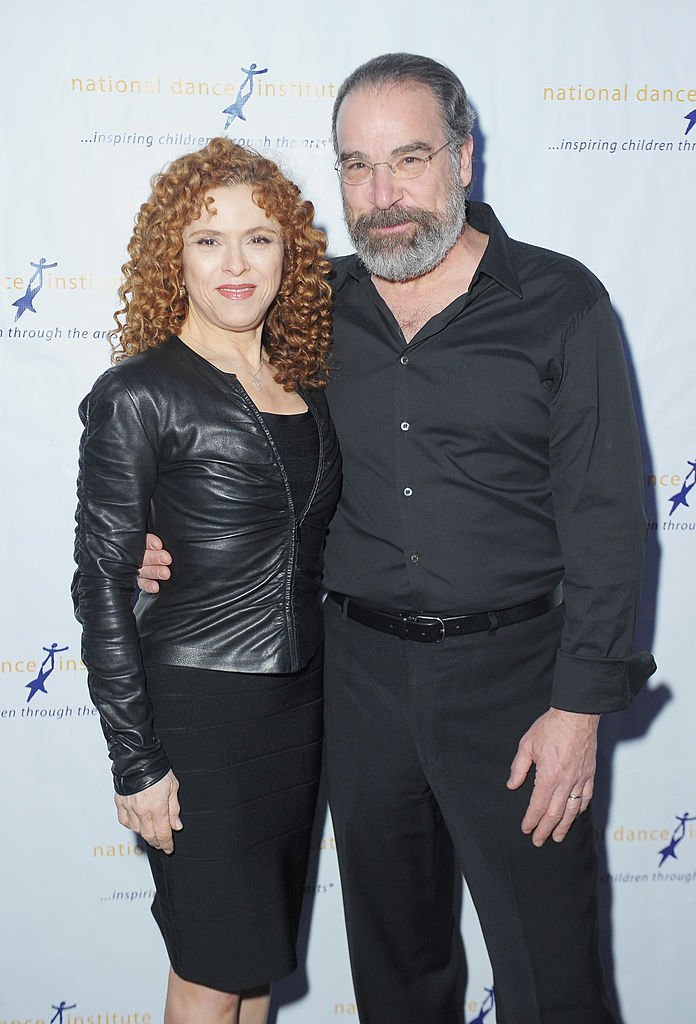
[1,3,693,1021]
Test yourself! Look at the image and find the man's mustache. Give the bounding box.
[351,206,436,231]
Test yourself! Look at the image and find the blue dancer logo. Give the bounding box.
[658,812,696,866]
[667,460,696,516]
[468,987,495,1023]
[12,256,58,320]
[222,62,268,129]
[25,643,69,703]
[50,1003,77,1024]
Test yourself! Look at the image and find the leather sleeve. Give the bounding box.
[74,369,171,795]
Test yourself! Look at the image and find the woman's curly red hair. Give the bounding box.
[111,137,332,390]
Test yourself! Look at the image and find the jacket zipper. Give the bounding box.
[296,385,325,529]
[230,380,325,668]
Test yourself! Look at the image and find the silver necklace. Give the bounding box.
[224,353,267,389]
[182,334,267,388]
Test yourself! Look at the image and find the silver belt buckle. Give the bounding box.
[407,614,446,643]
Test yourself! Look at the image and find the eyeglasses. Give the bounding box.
[335,141,454,185]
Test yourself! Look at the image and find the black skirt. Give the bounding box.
[144,647,323,992]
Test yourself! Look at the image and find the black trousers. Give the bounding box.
[323,599,618,1024]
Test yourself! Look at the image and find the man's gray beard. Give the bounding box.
[344,181,469,282]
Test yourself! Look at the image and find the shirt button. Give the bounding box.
[403,487,413,497]
[400,355,409,365]
[400,421,410,431]
[410,552,420,563]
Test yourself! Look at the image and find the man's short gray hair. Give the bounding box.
[332,53,476,155]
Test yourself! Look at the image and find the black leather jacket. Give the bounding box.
[73,335,341,795]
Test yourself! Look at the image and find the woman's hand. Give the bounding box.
[114,769,183,854]
[137,533,172,594]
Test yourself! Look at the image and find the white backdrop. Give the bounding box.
[1,2,694,1022]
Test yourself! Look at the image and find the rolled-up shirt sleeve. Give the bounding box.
[548,295,656,713]
[74,369,171,794]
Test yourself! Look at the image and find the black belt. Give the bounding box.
[326,584,563,643]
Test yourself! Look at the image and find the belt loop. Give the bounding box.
[487,610,498,635]
[341,595,350,621]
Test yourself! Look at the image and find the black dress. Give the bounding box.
[145,410,324,993]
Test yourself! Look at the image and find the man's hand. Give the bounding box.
[138,533,172,593]
[507,708,599,847]
[114,769,182,854]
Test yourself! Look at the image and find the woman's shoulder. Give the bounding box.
[93,336,195,397]
[80,337,182,418]
[108,335,180,381]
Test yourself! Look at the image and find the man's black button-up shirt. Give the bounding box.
[324,202,655,713]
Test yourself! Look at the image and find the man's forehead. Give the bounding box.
[336,81,444,145]
[341,80,438,113]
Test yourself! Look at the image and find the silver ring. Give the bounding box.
[567,794,583,801]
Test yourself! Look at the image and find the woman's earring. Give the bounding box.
[179,282,187,298]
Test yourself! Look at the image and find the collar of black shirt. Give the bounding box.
[329,201,523,300]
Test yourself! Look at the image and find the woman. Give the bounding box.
[73,138,340,1024]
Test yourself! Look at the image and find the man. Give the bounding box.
[141,54,655,1024]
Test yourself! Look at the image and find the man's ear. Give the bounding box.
[458,137,474,188]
